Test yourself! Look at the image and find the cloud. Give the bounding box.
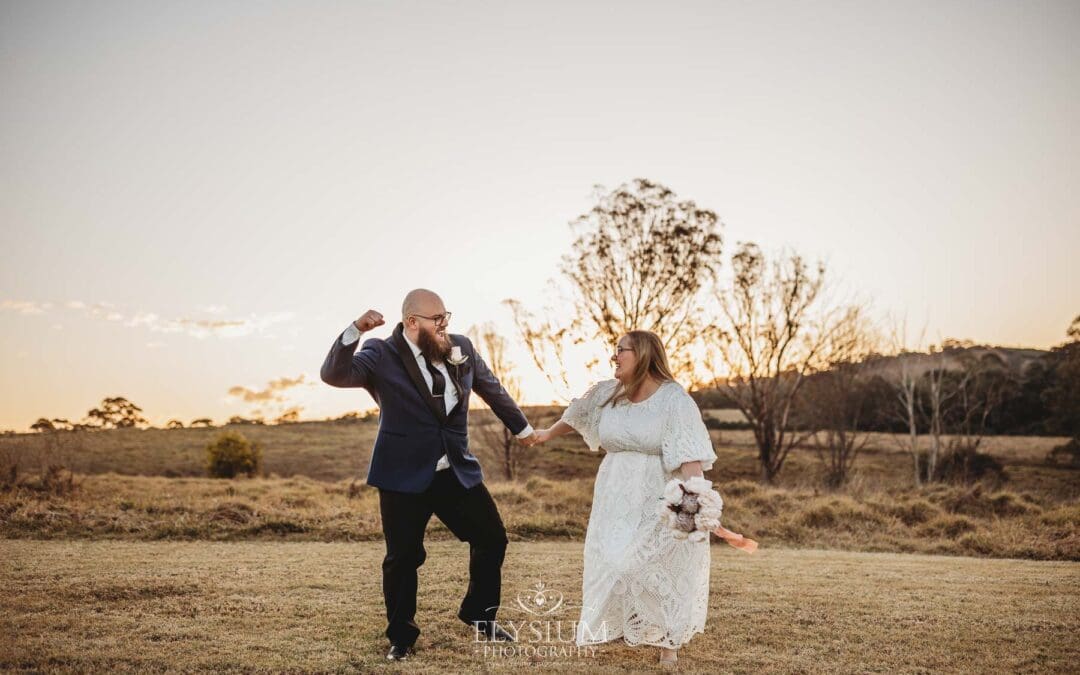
[0,300,52,314]
[128,311,293,339]
[4,298,294,340]
[228,374,308,403]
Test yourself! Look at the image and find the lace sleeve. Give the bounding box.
[660,388,717,474]
[560,379,617,452]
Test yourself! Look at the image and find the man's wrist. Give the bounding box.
[341,322,362,346]
[515,423,535,439]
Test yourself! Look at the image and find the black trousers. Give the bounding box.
[378,469,508,648]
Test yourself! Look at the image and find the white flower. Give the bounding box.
[447,345,469,366]
[660,477,728,541]
[662,478,684,506]
[697,488,724,512]
[695,512,721,532]
[683,476,713,494]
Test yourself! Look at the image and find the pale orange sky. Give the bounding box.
[1,1,1078,431]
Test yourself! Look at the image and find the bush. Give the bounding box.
[924,447,1007,486]
[205,431,262,479]
[918,514,977,538]
[1047,438,1080,468]
[887,499,941,526]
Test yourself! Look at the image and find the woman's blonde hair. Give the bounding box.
[602,330,676,407]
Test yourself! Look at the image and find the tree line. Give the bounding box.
[500,177,1080,487]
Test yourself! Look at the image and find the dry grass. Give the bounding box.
[0,416,1073,496]
[0,415,1076,561]
[1,473,1076,560]
[1,540,1076,673]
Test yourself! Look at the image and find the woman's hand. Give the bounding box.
[528,420,576,447]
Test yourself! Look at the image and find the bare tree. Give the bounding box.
[801,308,879,488]
[935,350,1013,483]
[921,346,957,482]
[507,178,724,398]
[709,242,854,484]
[885,321,928,486]
[467,323,526,480]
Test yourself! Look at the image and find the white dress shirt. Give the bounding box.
[341,322,533,470]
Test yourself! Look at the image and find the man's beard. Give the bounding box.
[416,324,451,363]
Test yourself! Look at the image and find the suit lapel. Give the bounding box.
[390,323,448,425]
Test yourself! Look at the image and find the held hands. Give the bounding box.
[354,309,385,332]
[518,428,553,448]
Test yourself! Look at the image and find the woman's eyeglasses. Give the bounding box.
[611,346,634,362]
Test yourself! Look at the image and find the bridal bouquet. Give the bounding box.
[659,476,759,553]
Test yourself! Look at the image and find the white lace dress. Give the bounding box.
[562,378,718,648]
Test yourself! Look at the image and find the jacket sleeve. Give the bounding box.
[320,332,382,389]
[465,337,529,435]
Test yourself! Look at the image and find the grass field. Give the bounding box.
[2,414,1074,498]
[2,540,1076,673]
[1,416,1077,672]
[2,416,1076,561]
[2,472,1077,561]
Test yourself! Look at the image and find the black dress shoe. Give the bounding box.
[386,644,411,661]
[481,621,516,642]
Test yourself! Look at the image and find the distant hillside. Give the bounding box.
[691,345,1052,408]
[861,345,1050,380]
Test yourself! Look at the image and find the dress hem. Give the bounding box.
[575,625,707,649]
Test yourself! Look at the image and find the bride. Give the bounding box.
[533,330,723,669]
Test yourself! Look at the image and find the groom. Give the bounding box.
[320,289,537,661]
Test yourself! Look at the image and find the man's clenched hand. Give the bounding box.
[354,310,385,332]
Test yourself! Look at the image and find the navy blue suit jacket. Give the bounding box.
[320,322,529,493]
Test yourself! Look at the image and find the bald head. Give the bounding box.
[401,289,444,322]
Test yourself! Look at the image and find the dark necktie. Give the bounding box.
[424,358,446,398]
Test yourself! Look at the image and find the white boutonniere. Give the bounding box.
[447,345,469,366]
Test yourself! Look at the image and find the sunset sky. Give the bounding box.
[2,1,1078,431]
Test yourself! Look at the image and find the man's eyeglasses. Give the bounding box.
[411,312,452,327]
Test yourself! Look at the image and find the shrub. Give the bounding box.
[205,431,262,479]
[925,447,1007,486]
[934,484,1039,519]
[888,499,941,526]
[1046,438,1080,468]
[918,514,977,538]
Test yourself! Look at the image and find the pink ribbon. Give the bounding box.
[713,525,759,554]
